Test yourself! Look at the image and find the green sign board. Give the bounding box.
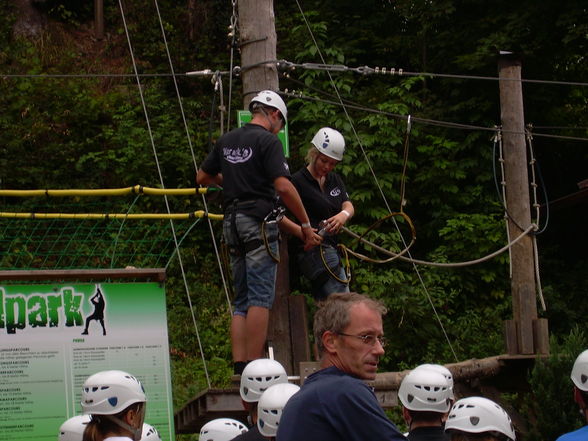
[238,110,290,157]
[0,282,175,441]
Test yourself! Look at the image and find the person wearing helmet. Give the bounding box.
[277,293,406,441]
[398,367,452,441]
[199,418,248,441]
[197,90,315,375]
[58,415,160,441]
[140,423,162,441]
[556,349,588,441]
[257,383,300,439]
[445,397,516,441]
[58,414,91,441]
[80,370,147,441]
[281,127,354,300]
[413,364,455,406]
[234,359,288,441]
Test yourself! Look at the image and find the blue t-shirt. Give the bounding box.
[277,366,406,441]
[556,425,588,441]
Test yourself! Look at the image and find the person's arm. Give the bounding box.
[274,176,317,249]
[279,216,305,241]
[196,168,223,187]
[324,200,354,235]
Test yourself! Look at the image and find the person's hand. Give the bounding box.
[302,226,322,251]
[325,211,349,234]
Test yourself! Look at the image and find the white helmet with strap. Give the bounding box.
[199,418,248,441]
[58,414,91,441]
[413,363,455,400]
[141,423,162,441]
[399,367,451,413]
[311,127,345,161]
[445,396,516,441]
[257,383,300,437]
[571,349,588,392]
[249,90,288,125]
[81,370,147,441]
[81,370,146,415]
[240,358,288,402]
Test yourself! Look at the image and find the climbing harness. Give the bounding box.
[318,243,351,285]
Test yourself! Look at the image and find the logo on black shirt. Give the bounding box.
[224,147,253,164]
[330,187,341,197]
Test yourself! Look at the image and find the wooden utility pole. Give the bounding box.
[236,0,310,374]
[94,0,104,40]
[237,0,279,107]
[498,53,548,355]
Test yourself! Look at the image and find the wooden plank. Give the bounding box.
[533,318,550,355]
[288,294,310,375]
[504,319,519,355]
[0,268,166,282]
[269,239,293,373]
[174,388,246,434]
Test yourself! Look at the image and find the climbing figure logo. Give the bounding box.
[81,286,107,336]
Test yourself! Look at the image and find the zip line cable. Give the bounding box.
[281,87,588,143]
[294,2,392,215]
[118,0,212,387]
[294,0,459,362]
[4,65,587,143]
[152,0,232,318]
[5,60,588,88]
[152,0,232,388]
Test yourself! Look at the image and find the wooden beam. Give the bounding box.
[0,268,166,282]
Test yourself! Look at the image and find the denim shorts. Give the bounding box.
[223,212,279,315]
[297,244,349,301]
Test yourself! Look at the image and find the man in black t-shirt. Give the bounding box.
[197,90,316,374]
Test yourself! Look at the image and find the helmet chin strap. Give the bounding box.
[259,107,280,133]
[104,406,144,441]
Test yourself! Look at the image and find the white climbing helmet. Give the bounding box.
[571,349,588,392]
[311,127,345,161]
[240,358,288,403]
[445,396,516,441]
[249,90,288,125]
[199,418,248,441]
[398,367,452,413]
[141,423,162,441]
[257,383,300,438]
[81,370,146,415]
[58,414,91,441]
[414,363,455,400]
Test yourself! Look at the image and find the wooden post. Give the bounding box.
[237,0,279,107]
[498,54,538,354]
[94,0,104,40]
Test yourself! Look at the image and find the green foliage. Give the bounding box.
[521,327,588,441]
